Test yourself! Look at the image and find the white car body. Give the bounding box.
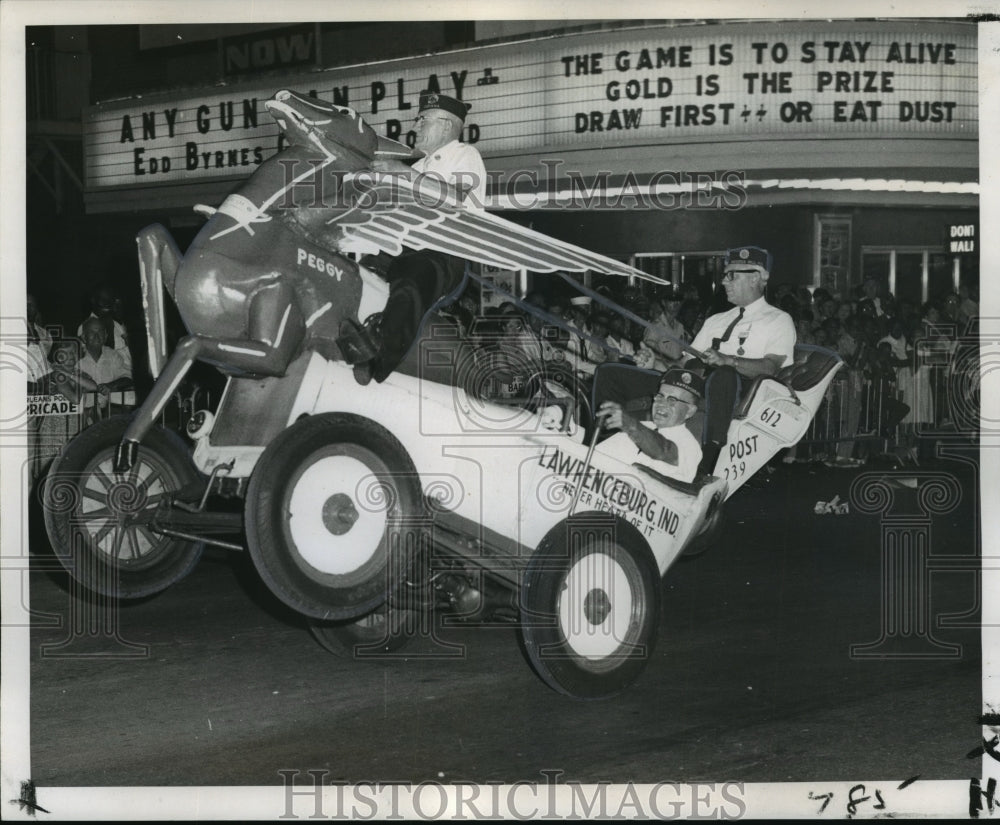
[190,349,728,582]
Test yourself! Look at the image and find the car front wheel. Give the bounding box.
[42,416,204,599]
[520,517,660,699]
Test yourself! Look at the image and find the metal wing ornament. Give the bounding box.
[312,172,656,281]
[114,88,655,470]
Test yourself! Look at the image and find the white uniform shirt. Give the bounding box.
[413,139,487,208]
[691,295,796,368]
[597,421,702,483]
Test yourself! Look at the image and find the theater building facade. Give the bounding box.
[50,18,978,312]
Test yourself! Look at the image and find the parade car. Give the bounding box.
[42,90,843,698]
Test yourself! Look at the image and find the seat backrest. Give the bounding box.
[776,344,843,392]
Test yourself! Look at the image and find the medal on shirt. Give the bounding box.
[736,321,751,356]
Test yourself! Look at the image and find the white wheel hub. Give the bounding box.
[558,552,638,659]
[287,454,388,576]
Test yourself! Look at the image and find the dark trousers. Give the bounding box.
[374,250,465,382]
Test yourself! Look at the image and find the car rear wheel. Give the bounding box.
[520,518,660,699]
[245,413,424,621]
[308,602,414,658]
[42,416,204,599]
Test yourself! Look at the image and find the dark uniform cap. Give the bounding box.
[660,367,704,401]
[724,246,772,273]
[418,92,470,122]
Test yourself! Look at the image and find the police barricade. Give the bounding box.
[794,359,964,464]
[27,383,214,486]
[27,392,88,486]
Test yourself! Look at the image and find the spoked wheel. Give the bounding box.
[308,601,415,659]
[521,518,660,699]
[245,413,424,621]
[42,416,204,599]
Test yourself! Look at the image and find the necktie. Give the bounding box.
[712,307,744,351]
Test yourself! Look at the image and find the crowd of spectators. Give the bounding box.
[26,272,978,475]
[24,286,137,485]
[777,276,977,465]
[441,273,979,465]
[26,286,136,424]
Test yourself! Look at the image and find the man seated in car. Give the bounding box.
[594,366,704,484]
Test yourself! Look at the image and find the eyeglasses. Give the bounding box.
[721,269,759,283]
[653,393,693,406]
[414,115,452,126]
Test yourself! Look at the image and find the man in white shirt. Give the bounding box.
[78,317,134,415]
[592,246,795,479]
[860,276,889,318]
[595,367,704,484]
[78,286,133,375]
[641,288,688,368]
[355,92,488,384]
[605,315,636,362]
[689,246,796,475]
[408,95,487,209]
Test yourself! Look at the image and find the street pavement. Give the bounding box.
[21,456,982,796]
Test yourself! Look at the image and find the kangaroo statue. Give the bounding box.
[116,90,418,471]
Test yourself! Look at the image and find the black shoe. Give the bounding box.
[353,360,374,386]
[114,439,139,473]
[363,312,383,339]
[337,318,380,365]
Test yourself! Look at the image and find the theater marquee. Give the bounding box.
[83,21,976,191]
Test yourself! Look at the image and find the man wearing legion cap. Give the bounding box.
[370,90,487,206]
[591,245,794,480]
[407,91,487,205]
[688,245,796,476]
[354,91,488,384]
[595,366,705,484]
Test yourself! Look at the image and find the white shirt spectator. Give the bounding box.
[79,314,132,374]
[79,345,133,408]
[605,334,636,360]
[643,311,687,363]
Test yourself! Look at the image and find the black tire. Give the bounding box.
[42,415,204,599]
[308,602,414,658]
[244,413,424,621]
[520,516,660,699]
